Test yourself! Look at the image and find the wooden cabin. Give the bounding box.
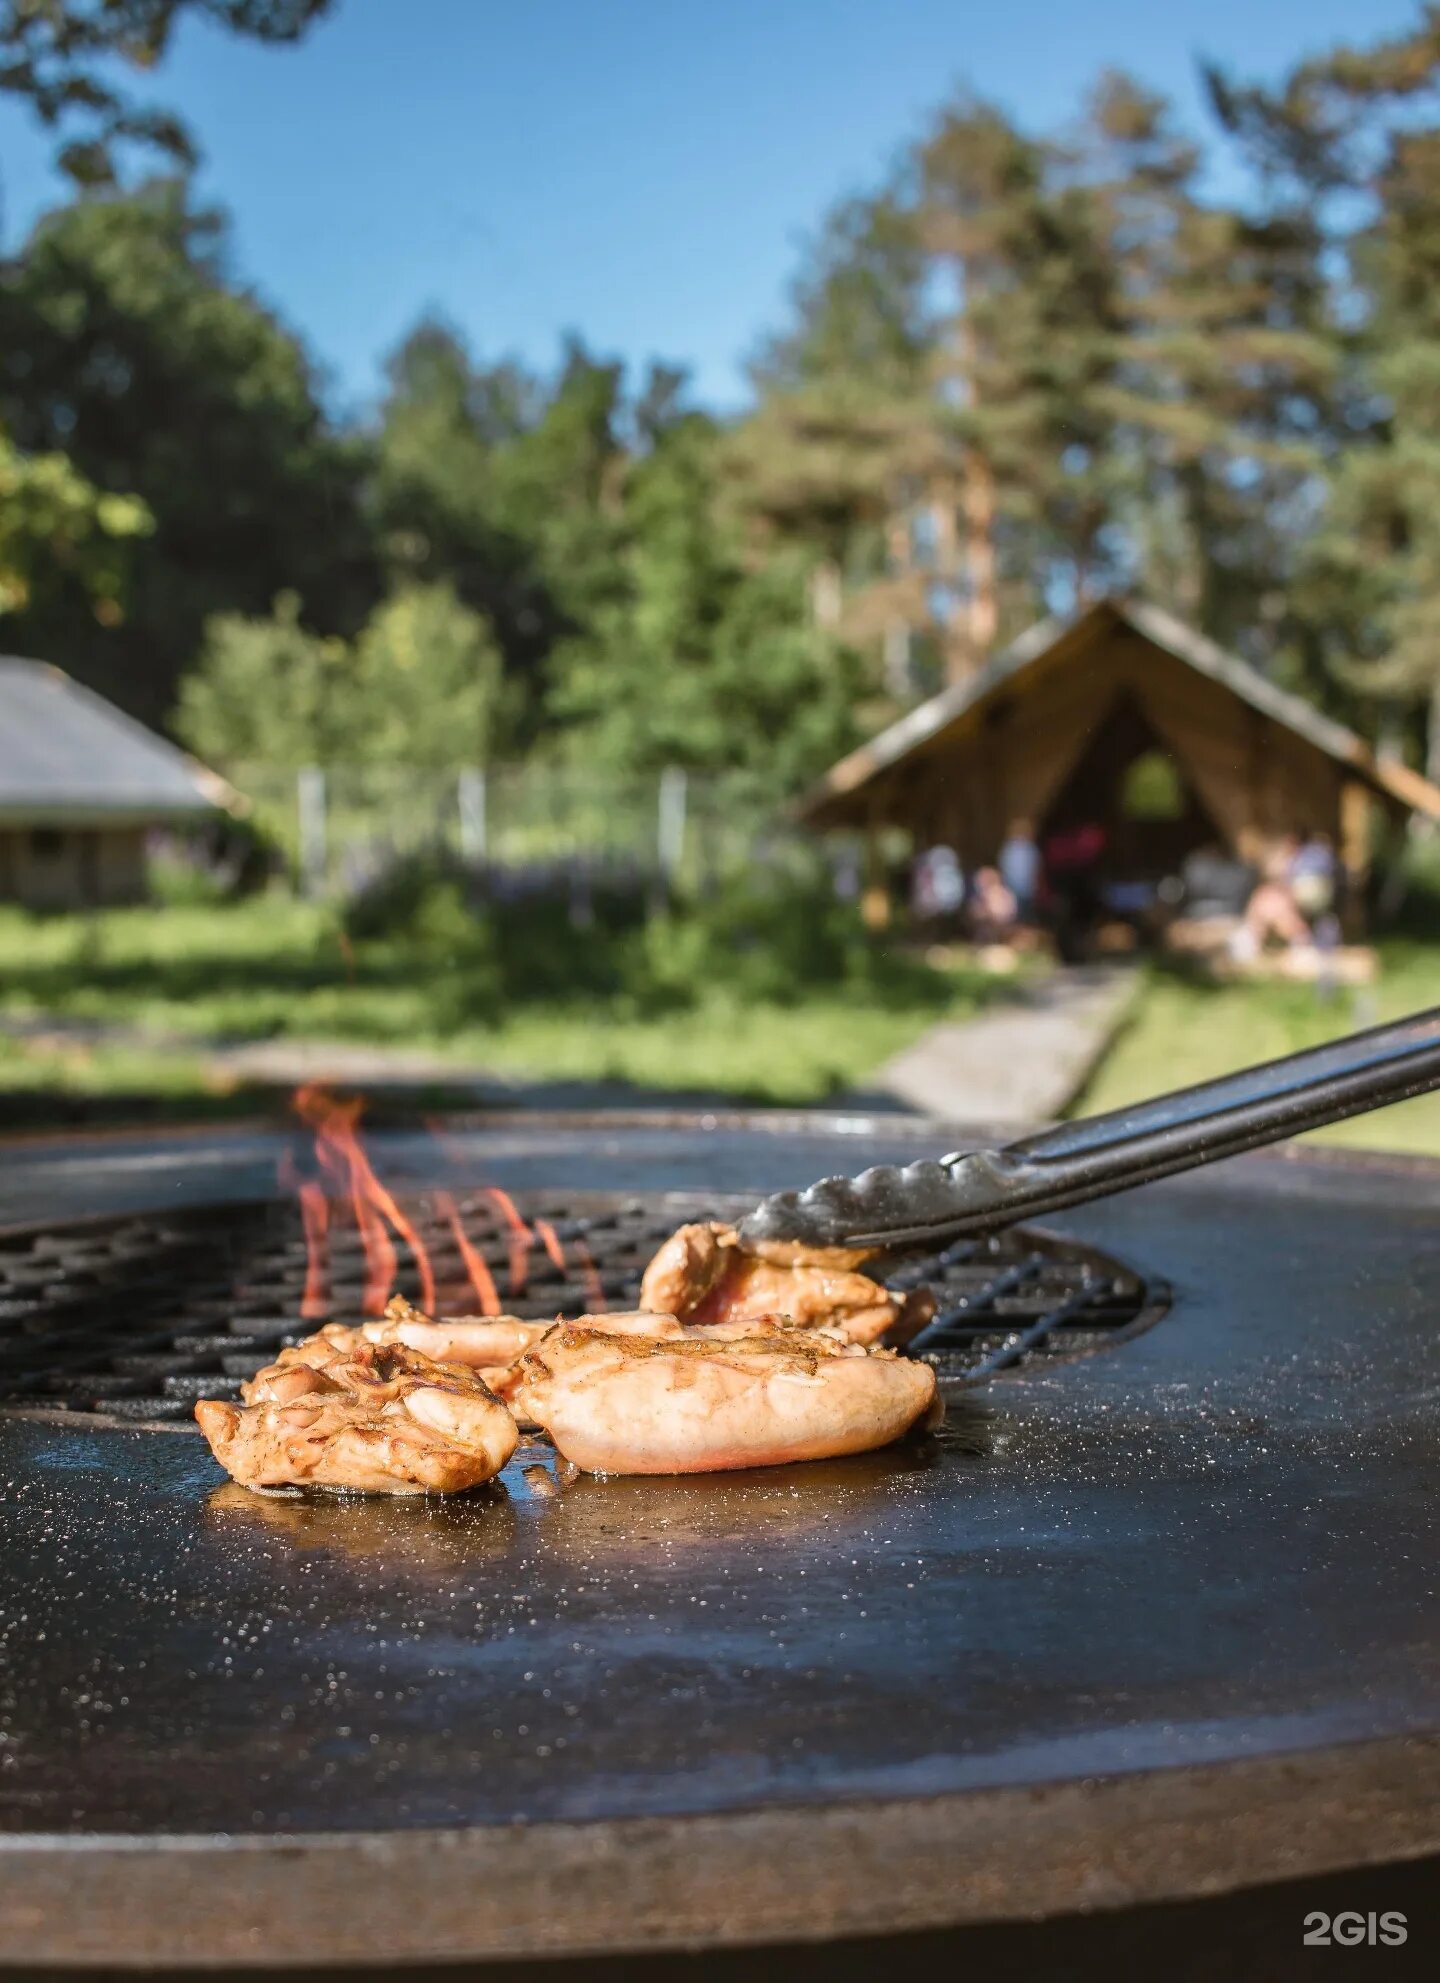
[0,658,235,909]
[801,598,1440,933]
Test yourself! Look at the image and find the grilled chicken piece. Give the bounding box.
[368,1297,555,1370]
[243,1298,554,1407]
[244,1304,757,1423]
[639,1221,934,1346]
[516,1324,939,1476]
[198,1341,518,1495]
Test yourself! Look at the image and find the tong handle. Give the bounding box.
[742,1005,1440,1249]
[988,1002,1440,1219]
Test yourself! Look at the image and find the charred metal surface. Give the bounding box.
[0,1118,1438,1965]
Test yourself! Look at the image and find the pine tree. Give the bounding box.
[1210,10,1440,756]
[550,408,864,788]
[1080,73,1336,671]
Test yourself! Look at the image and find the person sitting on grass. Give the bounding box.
[1288,829,1338,923]
[968,865,1019,946]
[1233,836,1310,959]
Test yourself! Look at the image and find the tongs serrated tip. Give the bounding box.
[739,1152,1019,1250]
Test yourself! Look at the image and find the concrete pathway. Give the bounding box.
[870,964,1137,1127]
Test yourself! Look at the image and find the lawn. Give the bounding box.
[7,899,1440,1150]
[1073,940,1440,1154]
[0,898,987,1112]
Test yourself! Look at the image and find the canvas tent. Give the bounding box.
[0,658,236,909]
[802,599,1440,916]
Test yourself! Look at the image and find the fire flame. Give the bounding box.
[287,1087,606,1320]
[573,1234,606,1312]
[296,1180,332,1320]
[293,1083,435,1316]
[480,1186,532,1295]
[435,1189,502,1317]
[279,1151,332,1320]
[533,1218,566,1274]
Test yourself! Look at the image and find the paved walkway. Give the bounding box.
[870,964,1137,1127]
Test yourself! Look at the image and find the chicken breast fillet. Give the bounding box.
[243,1297,554,1407]
[243,1303,771,1422]
[516,1325,939,1476]
[639,1221,935,1345]
[198,1341,518,1495]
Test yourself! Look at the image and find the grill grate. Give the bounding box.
[0,1193,1166,1425]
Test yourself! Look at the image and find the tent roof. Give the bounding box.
[802,597,1440,825]
[0,658,237,824]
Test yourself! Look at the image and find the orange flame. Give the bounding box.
[533,1218,566,1274]
[573,1233,606,1313]
[279,1150,332,1320]
[481,1186,532,1294]
[296,1180,332,1319]
[288,1093,607,1323]
[435,1189,502,1317]
[532,1217,605,1311]
[294,1083,436,1316]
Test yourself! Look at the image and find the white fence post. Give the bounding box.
[297,766,327,897]
[457,768,487,864]
[657,766,688,879]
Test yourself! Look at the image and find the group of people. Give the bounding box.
[1231,830,1341,959]
[910,819,1344,959]
[909,820,1048,948]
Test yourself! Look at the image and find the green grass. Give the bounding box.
[0,898,982,1112]
[1073,941,1440,1154]
[13,899,1439,1146]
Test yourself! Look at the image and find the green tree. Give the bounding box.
[551,413,863,787]
[174,591,348,767]
[373,317,549,673]
[742,69,1346,697]
[486,335,630,641]
[734,188,937,685]
[736,94,1129,684]
[0,424,150,619]
[349,581,512,767]
[1209,10,1440,753]
[1,0,332,185]
[177,584,511,770]
[0,180,376,725]
[753,189,930,396]
[373,321,636,729]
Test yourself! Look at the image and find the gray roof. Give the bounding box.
[804,597,1440,822]
[0,658,233,824]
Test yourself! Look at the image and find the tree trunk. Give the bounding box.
[960,447,997,672]
[949,306,997,683]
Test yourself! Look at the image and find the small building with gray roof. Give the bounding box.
[0,657,236,909]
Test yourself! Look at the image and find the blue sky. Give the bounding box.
[0,0,1410,416]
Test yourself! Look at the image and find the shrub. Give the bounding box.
[339,850,936,1015]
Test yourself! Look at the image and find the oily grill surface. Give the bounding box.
[0,1117,1438,1964]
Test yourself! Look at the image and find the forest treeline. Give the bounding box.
[4,3,1440,786]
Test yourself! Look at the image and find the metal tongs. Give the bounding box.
[740,1005,1440,1250]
